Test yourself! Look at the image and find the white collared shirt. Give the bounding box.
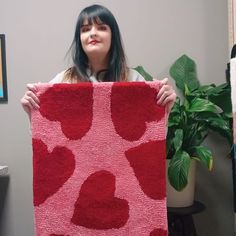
[49,68,145,84]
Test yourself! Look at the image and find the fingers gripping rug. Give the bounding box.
[31,81,168,236]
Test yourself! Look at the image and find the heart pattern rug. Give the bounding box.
[31,81,168,236]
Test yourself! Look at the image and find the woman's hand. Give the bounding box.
[156,77,176,114]
[20,83,40,117]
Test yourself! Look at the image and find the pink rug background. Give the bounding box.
[31,81,168,236]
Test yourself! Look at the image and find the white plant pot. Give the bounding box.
[166,160,196,207]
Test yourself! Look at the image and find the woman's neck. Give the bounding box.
[88,55,109,74]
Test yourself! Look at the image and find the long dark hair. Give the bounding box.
[68,4,127,82]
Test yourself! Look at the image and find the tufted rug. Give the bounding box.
[31,81,168,236]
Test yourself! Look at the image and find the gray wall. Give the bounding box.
[0,0,232,235]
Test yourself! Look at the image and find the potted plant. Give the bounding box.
[166,54,232,206]
[134,54,232,207]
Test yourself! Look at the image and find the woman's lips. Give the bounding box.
[89,40,99,45]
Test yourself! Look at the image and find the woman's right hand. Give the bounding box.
[20,83,40,116]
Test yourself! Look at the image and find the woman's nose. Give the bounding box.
[90,26,97,37]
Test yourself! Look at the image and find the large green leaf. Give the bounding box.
[208,117,230,131]
[208,83,230,95]
[208,117,233,145]
[133,66,153,81]
[168,150,191,191]
[167,100,183,127]
[192,146,213,170]
[169,54,200,93]
[209,92,232,114]
[173,129,183,151]
[182,123,207,148]
[197,85,216,94]
[188,98,222,113]
[168,115,182,127]
[206,83,232,114]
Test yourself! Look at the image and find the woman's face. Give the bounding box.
[80,19,112,59]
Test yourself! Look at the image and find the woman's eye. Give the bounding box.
[98,25,107,31]
[81,26,90,33]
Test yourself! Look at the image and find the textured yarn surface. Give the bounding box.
[31,81,168,236]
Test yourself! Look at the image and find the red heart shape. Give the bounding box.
[111,82,165,141]
[39,84,93,140]
[71,170,129,229]
[150,228,168,236]
[125,140,166,200]
[33,139,75,206]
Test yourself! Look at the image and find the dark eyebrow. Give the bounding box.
[81,24,90,27]
[81,22,106,27]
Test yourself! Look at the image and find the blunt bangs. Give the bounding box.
[78,5,114,29]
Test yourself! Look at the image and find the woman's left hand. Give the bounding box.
[156,77,176,114]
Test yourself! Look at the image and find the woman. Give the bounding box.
[21,4,176,114]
